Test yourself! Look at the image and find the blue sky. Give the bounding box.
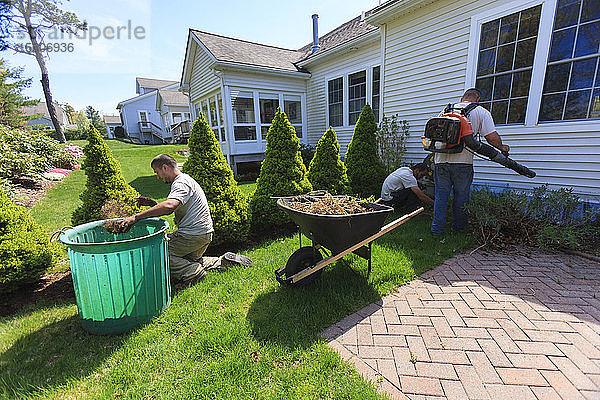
[6,0,383,115]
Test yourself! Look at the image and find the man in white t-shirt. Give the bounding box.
[381,163,434,214]
[431,88,510,235]
[119,154,251,285]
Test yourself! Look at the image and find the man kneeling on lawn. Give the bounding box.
[380,163,434,214]
[118,154,252,285]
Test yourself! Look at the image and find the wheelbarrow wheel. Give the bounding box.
[284,246,323,286]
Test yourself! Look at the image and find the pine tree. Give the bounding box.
[307,127,349,194]
[183,114,249,245]
[72,127,140,225]
[249,108,312,233]
[345,104,386,197]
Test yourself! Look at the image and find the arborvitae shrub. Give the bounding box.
[345,104,387,197]
[0,189,54,293]
[72,127,140,225]
[307,127,349,194]
[183,115,249,245]
[249,109,312,233]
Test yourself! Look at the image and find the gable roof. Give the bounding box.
[22,101,66,123]
[136,77,178,91]
[157,89,189,106]
[191,30,306,73]
[297,15,378,62]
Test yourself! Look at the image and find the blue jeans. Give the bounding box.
[431,163,474,235]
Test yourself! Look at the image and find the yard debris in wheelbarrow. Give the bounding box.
[276,192,423,286]
[286,192,374,215]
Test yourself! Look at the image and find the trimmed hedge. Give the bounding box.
[345,104,386,197]
[249,109,312,233]
[0,189,54,293]
[307,127,349,194]
[183,115,249,246]
[72,126,140,225]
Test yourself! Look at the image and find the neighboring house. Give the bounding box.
[22,101,69,131]
[156,89,192,143]
[116,77,181,144]
[181,0,599,202]
[103,115,122,139]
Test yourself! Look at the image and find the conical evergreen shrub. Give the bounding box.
[249,108,312,233]
[1,189,55,293]
[72,126,140,225]
[307,127,349,194]
[183,114,249,246]
[345,104,386,197]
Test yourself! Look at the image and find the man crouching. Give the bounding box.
[119,154,251,285]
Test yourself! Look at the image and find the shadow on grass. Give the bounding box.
[128,175,170,200]
[0,303,128,399]
[246,260,381,350]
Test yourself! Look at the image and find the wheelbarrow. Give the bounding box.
[275,194,424,286]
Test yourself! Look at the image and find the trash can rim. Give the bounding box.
[58,217,169,246]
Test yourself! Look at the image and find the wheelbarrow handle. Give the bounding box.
[290,207,424,284]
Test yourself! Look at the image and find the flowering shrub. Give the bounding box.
[66,144,83,159]
[0,125,77,183]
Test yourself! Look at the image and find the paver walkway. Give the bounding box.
[323,247,600,399]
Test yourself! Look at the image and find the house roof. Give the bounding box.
[103,115,121,124]
[158,89,188,106]
[191,29,306,72]
[135,77,178,90]
[21,101,66,123]
[297,15,378,61]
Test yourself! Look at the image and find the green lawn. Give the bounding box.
[2,140,475,399]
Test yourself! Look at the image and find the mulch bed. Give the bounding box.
[11,179,58,207]
[0,271,75,317]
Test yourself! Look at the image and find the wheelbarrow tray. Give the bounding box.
[276,196,394,253]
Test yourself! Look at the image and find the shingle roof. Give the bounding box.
[136,77,178,90]
[158,89,189,106]
[297,15,378,61]
[103,115,121,124]
[192,30,306,72]
[21,101,65,123]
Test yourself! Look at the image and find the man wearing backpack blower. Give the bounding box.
[428,88,510,236]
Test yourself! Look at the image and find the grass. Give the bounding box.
[2,140,476,399]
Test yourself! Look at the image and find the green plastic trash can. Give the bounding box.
[59,218,171,335]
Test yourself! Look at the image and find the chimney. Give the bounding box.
[311,14,320,54]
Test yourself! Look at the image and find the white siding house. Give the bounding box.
[367,0,600,202]
[180,1,599,202]
[103,115,122,138]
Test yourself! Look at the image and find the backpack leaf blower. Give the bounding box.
[422,103,536,178]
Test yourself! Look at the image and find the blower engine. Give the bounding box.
[422,103,536,178]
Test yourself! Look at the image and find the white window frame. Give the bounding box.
[200,92,227,143]
[325,63,381,128]
[465,0,599,131]
[138,110,149,122]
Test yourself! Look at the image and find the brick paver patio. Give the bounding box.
[322,247,600,399]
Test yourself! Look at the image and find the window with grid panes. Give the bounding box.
[328,77,343,127]
[284,95,302,138]
[539,0,600,121]
[372,66,381,122]
[476,5,542,124]
[348,71,366,125]
[231,91,256,141]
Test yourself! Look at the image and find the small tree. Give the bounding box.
[4,0,86,143]
[376,114,410,174]
[249,108,312,233]
[183,114,249,246]
[72,126,140,225]
[345,104,387,197]
[85,105,106,134]
[0,59,37,127]
[307,127,349,194]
